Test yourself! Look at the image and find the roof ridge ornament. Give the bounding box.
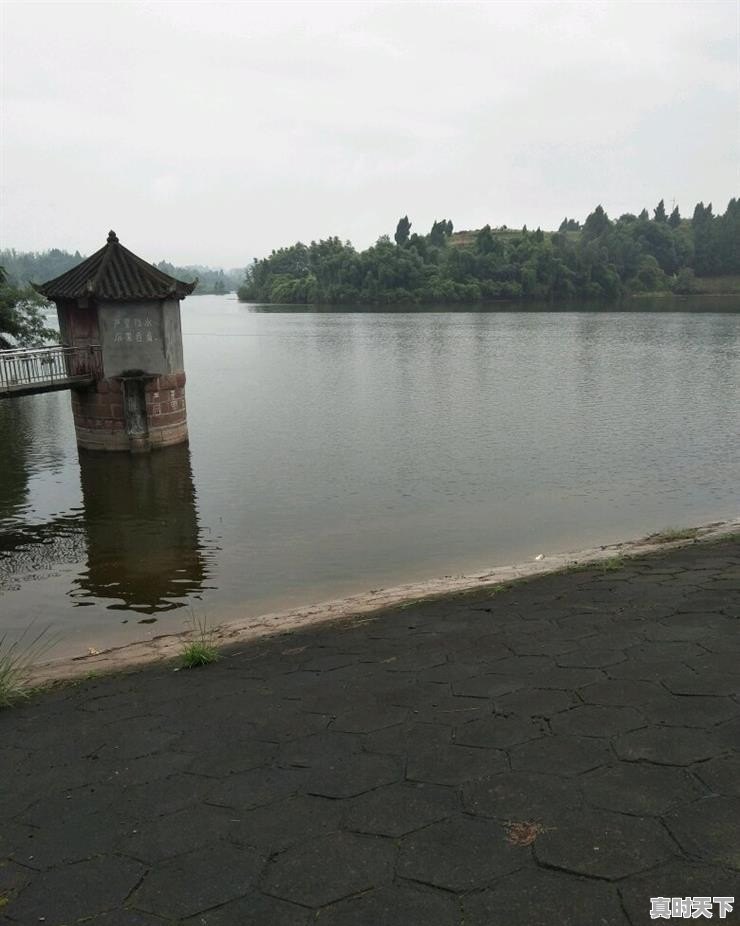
[107,230,119,243]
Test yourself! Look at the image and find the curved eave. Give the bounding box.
[31,281,197,301]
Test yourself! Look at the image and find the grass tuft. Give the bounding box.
[180,615,219,669]
[599,555,626,572]
[0,626,54,709]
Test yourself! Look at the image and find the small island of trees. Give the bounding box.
[238,199,740,305]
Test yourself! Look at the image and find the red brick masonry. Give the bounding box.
[71,372,188,451]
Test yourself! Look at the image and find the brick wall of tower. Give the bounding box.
[71,373,188,451]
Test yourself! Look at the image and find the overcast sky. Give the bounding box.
[1,1,738,267]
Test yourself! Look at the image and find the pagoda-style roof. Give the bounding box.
[33,231,197,302]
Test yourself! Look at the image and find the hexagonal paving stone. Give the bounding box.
[503,635,576,657]
[305,752,401,798]
[452,673,526,699]
[361,721,451,756]
[606,656,686,682]
[664,796,740,869]
[581,762,703,815]
[278,731,360,768]
[231,794,343,851]
[486,655,556,676]
[494,688,574,718]
[20,786,118,828]
[644,621,711,642]
[205,766,307,810]
[133,840,264,919]
[556,648,626,668]
[406,742,507,785]
[116,773,207,819]
[116,804,237,863]
[549,705,645,738]
[695,754,740,797]
[528,666,606,690]
[10,807,126,869]
[640,695,739,728]
[186,738,277,777]
[317,883,460,925]
[262,831,394,907]
[250,711,333,743]
[375,650,448,672]
[619,860,740,925]
[455,714,545,749]
[75,912,169,926]
[332,703,408,733]
[614,726,722,766]
[345,781,458,837]
[579,679,670,708]
[510,734,611,776]
[534,808,678,879]
[462,771,582,822]
[409,692,492,725]
[716,715,740,750]
[463,867,629,925]
[3,855,145,926]
[627,641,706,662]
[662,667,739,697]
[397,814,526,891]
[183,892,309,925]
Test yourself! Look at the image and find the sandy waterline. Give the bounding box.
[27,516,740,687]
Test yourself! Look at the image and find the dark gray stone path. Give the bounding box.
[1,537,739,925]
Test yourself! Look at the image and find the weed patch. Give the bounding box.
[0,626,53,708]
[180,615,219,669]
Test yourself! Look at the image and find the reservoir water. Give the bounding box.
[1,295,738,657]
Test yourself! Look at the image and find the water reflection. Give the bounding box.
[71,445,208,613]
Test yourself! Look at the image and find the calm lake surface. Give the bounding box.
[1,295,739,656]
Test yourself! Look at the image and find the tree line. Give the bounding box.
[237,198,740,305]
[0,249,242,296]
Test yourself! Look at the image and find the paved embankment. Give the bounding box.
[1,537,739,925]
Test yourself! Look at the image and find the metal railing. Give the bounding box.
[0,345,102,396]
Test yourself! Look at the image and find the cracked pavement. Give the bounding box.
[1,537,739,925]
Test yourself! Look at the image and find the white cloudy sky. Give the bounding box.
[1,1,738,267]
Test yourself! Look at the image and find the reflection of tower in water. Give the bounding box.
[72,444,208,613]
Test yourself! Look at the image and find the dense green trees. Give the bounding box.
[238,198,740,305]
[0,268,56,346]
[154,262,242,294]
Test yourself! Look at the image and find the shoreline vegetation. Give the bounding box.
[237,199,740,306]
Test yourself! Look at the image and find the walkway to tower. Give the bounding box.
[0,345,102,399]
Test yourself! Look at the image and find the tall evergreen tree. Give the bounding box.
[653,199,667,223]
[394,215,411,247]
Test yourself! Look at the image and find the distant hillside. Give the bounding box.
[0,248,244,296]
[449,227,580,248]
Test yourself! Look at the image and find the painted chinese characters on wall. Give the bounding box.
[112,313,158,345]
[99,303,168,378]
